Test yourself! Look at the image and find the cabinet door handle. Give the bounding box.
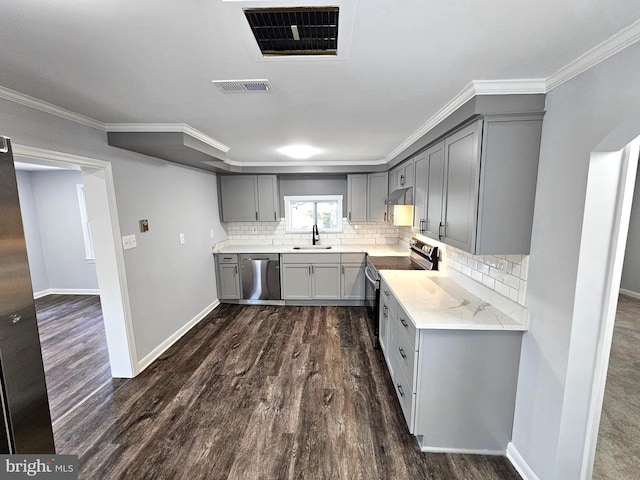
[384,211,387,222]
[235,265,238,275]
[400,317,408,328]
[400,174,405,185]
[308,265,312,275]
[255,211,258,221]
[348,211,351,221]
[438,222,444,240]
[341,265,344,275]
[383,305,388,318]
[397,384,405,397]
[399,347,407,359]
[274,211,277,221]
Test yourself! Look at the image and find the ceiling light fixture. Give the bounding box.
[278,145,322,160]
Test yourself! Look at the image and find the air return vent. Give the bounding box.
[211,79,273,93]
[244,7,339,56]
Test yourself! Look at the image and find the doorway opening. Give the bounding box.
[565,133,640,479]
[13,144,137,384]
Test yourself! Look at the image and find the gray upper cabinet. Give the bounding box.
[347,174,368,221]
[442,122,482,252]
[431,116,542,254]
[257,175,279,221]
[426,142,445,238]
[348,172,390,223]
[367,172,389,223]
[413,152,428,232]
[219,175,279,222]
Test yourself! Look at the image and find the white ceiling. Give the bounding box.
[1,0,639,167]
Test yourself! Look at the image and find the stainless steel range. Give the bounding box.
[364,237,439,348]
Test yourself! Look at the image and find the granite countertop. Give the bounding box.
[213,241,409,256]
[380,270,528,331]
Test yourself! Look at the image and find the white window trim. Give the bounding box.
[284,195,343,233]
[76,184,95,262]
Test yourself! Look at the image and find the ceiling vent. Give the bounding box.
[211,79,273,93]
[244,7,339,56]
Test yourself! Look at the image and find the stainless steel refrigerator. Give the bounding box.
[0,136,55,453]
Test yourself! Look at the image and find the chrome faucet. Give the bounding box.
[312,224,320,245]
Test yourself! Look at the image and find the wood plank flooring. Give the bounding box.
[594,294,640,479]
[35,294,111,423]
[41,301,522,480]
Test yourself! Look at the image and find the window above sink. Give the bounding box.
[284,195,343,233]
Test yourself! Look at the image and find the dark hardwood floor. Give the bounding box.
[38,300,522,479]
[35,294,112,423]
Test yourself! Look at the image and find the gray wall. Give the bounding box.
[512,41,640,480]
[0,98,227,361]
[15,170,49,293]
[621,167,640,294]
[23,169,98,292]
[279,175,348,216]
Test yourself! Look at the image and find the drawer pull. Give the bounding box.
[397,384,405,397]
[399,347,407,359]
[400,317,408,328]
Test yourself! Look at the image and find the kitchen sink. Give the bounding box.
[292,245,332,250]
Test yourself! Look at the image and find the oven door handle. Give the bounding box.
[364,266,378,285]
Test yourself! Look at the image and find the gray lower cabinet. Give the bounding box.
[281,264,313,299]
[380,280,521,453]
[216,254,240,300]
[413,115,542,254]
[340,253,366,300]
[281,253,341,300]
[219,175,279,222]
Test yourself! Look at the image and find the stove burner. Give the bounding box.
[367,256,426,271]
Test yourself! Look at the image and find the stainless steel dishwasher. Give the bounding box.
[239,254,282,304]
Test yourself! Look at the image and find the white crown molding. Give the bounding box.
[384,82,477,163]
[106,123,230,153]
[546,18,640,91]
[473,79,547,95]
[13,144,112,169]
[214,158,388,167]
[0,85,106,131]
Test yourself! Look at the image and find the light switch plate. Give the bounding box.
[122,234,137,250]
[179,233,185,245]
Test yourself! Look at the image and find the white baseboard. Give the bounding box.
[419,445,504,455]
[34,288,100,299]
[137,300,220,373]
[506,442,540,480]
[619,288,640,300]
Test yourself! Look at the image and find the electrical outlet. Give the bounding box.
[497,258,507,281]
[252,226,258,233]
[122,234,137,250]
[210,229,215,239]
[179,233,185,245]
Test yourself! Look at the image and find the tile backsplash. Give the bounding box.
[223,219,401,245]
[446,246,528,305]
[223,221,529,306]
[399,227,528,305]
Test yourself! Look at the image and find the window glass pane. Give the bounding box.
[316,201,338,229]
[290,200,315,231]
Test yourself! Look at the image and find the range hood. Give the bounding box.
[385,187,411,205]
